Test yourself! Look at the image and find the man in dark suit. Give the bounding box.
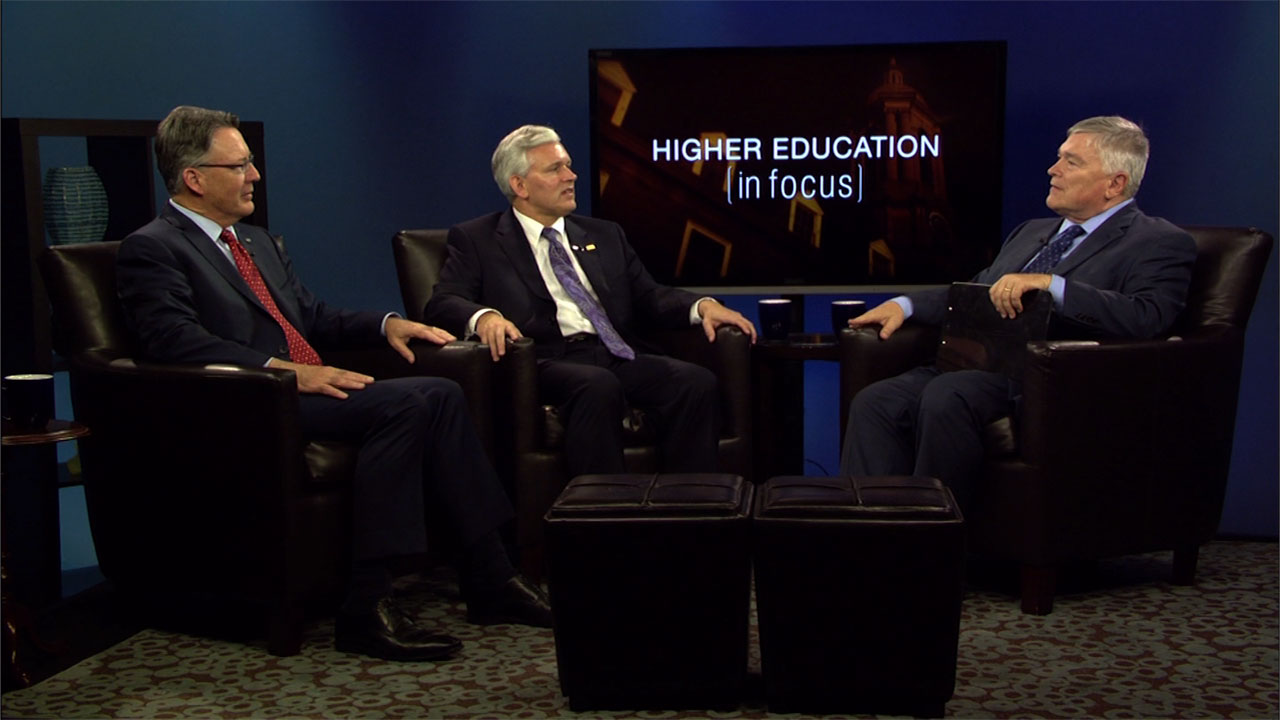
[425,125,756,477]
[840,116,1197,510]
[116,106,551,662]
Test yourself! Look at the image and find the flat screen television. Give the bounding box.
[587,41,1007,291]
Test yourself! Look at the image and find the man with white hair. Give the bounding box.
[839,116,1197,511]
[426,125,756,477]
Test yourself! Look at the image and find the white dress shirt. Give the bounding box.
[468,207,707,336]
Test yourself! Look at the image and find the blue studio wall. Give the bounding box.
[3,1,1277,544]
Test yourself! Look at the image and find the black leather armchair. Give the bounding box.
[392,229,753,576]
[837,226,1274,614]
[39,240,496,655]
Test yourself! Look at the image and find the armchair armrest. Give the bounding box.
[493,338,542,458]
[492,329,753,481]
[988,327,1247,558]
[837,325,940,436]
[323,340,496,455]
[494,329,752,447]
[1018,327,1244,475]
[68,349,311,586]
[643,325,752,442]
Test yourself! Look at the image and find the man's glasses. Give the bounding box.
[195,154,256,174]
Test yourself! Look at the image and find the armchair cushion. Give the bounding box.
[542,406,656,450]
[303,440,358,488]
[497,327,752,464]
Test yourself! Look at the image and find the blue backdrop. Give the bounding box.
[4,1,1276,550]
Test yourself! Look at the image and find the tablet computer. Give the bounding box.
[936,282,1053,378]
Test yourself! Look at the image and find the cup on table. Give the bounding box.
[2,373,54,431]
[758,298,793,342]
[831,300,867,335]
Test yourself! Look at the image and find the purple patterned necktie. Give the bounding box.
[1024,224,1086,273]
[542,227,635,360]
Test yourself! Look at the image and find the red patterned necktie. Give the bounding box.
[220,228,323,366]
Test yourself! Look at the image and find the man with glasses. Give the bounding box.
[116,106,551,662]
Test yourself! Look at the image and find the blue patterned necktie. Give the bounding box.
[542,227,636,360]
[1024,224,1086,273]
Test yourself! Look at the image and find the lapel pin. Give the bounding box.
[585,244,596,251]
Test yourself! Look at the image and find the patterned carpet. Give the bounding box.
[3,540,1276,719]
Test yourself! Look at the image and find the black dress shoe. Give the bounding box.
[466,574,554,628]
[335,597,462,661]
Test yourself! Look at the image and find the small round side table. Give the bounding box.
[2,418,91,689]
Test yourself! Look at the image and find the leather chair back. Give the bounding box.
[1175,226,1274,333]
[38,241,137,357]
[392,229,450,322]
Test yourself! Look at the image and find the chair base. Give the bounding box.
[1172,546,1200,585]
[268,607,306,657]
[1018,545,1203,615]
[1019,564,1056,615]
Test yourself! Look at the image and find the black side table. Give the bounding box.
[752,333,839,480]
[2,419,90,689]
[1,419,90,606]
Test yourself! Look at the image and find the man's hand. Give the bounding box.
[475,310,523,361]
[849,300,906,340]
[270,359,374,399]
[697,298,758,343]
[385,316,455,364]
[989,273,1052,319]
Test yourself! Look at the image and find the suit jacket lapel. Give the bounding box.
[160,206,264,310]
[232,226,311,331]
[997,218,1060,274]
[1053,203,1138,275]
[159,205,292,324]
[496,209,553,301]
[564,217,611,298]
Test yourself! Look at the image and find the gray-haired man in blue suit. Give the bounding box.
[840,116,1196,511]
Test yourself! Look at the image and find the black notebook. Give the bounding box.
[936,282,1053,378]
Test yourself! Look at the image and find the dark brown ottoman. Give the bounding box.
[753,475,965,717]
[544,473,753,711]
